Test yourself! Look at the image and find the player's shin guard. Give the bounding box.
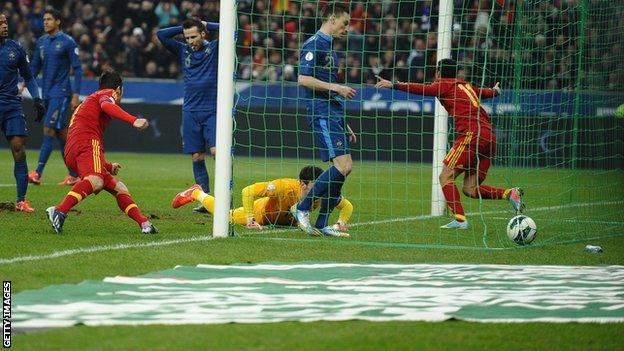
[478,185,505,199]
[36,135,54,175]
[14,160,28,202]
[442,182,466,221]
[116,192,148,225]
[192,159,210,193]
[57,179,94,213]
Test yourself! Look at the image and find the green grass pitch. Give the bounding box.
[0,151,622,350]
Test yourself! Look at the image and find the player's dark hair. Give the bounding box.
[321,3,350,22]
[299,166,324,184]
[183,18,205,33]
[99,70,123,89]
[437,58,458,78]
[44,8,62,22]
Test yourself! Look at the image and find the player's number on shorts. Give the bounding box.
[458,84,480,108]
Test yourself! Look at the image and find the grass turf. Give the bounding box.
[1,151,622,350]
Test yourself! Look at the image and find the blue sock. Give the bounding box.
[59,138,78,177]
[314,196,341,229]
[36,135,54,175]
[298,166,345,212]
[14,160,28,202]
[192,159,210,193]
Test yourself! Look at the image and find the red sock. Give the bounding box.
[116,192,148,225]
[57,180,93,214]
[478,185,505,199]
[442,183,466,221]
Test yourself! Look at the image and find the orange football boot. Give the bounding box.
[171,184,203,209]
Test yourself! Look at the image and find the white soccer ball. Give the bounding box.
[506,215,537,245]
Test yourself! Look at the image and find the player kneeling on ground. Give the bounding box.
[46,70,157,234]
[171,166,353,237]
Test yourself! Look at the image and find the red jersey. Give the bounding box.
[67,89,118,144]
[396,78,497,138]
[66,89,137,150]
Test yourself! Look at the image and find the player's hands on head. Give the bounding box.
[336,85,356,100]
[111,163,121,175]
[375,75,393,89]
[33,98,46,122]
[246,221,263,230]
[493,82,501,96]
[133,118,149,130]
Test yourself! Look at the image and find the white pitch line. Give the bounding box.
[256,200,623,234]
[490,216,624,226]
[0,201,621,265]
[0,236,215,265]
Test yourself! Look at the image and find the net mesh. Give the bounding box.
[232,0,624,248]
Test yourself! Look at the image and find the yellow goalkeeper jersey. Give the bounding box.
[242,178,301,225]
[240,178,354,226]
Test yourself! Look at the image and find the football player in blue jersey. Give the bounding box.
[292,3,357,237]
[0,13,45,212]
[157,18,219,213]
[28,8,82,186]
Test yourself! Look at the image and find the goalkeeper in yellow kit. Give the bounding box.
[171,166,353,236]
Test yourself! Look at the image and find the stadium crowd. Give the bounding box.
[2,0,621,90]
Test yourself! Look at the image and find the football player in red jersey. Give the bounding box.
[376,58,524,229]
[46,70,157,234]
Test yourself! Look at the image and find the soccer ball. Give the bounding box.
[615,104,624,118]
[506,215,537,245]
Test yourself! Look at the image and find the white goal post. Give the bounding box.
[430,0,453,216]
[213,0,237,238]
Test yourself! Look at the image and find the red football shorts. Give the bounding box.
[443,132,496,180]
[65,139,117,190]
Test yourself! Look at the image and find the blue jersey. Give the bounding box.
[30,31,82,99]
[157,24,219,112]
[0,39,40,107]
[299,30,344,114]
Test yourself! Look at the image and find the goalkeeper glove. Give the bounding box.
[33,98,46,122]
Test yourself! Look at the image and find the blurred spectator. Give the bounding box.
[144,60,159,78]
[0,0,618,90]
[25,0,45,36]
[155,1,180,27]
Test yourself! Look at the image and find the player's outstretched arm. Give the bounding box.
[375,74,440,96]
[100,101,148,130]
[473,82,501,99]
[132,118,149,130]
[374,75,394,89]
[298,75,356,100]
